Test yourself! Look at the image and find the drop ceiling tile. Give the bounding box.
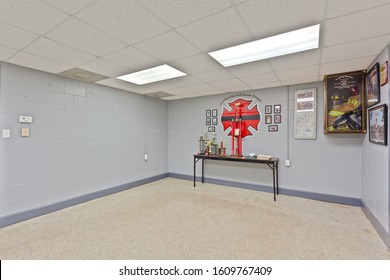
[0,0,69,34]
[42,0,95,14]
[79,58,132,77]
[0,45,17,61]
[24,37,96,66]
[186,83,220,93]
[103,46,160,71]
[177,8,253,52]
[77,0,170,44]
[162,96,185,100]
[144,80,177,91]
[134,31,201,62]
[46,19,128,56]
[198,89,225,96]
[165,75,203,87]
[268,49,321,71]
[226,60,273,78]
[236,0,325,38]
[8,52,72,74]
[139,0,232,27]
[180,93,203,98]
[324,5,390,46]
[121,84,156,94]
[281,76,320,86]
[162,87,198,95]
[240,72,279,86]
[276,65,319,80]
[209,78,249,90]
[327,0,390,18]
[0,22,37,49]
[320,57,375,76]
[193,69,235,82]
[250,81,282,90]
[322,36,390,64]
[170,54,222,74]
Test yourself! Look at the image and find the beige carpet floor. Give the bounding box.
[0,178,389,260]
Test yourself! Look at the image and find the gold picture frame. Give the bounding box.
[324,70,366,133]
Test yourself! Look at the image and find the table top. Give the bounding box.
[194,154,278,164]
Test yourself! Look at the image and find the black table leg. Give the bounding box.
[201,159,205,183]
[272,165,276,201]
[193,156,196,188]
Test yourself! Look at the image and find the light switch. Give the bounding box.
[2,129,11,138]
[21,128,30,137]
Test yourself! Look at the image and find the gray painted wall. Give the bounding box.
[0,63,168,218]
[168,83,363,199]
[362,44,389,234]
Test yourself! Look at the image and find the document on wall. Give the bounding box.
[294,88,317,139]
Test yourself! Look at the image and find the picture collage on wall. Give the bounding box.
[264,104,281,132]
[206,109,218,132]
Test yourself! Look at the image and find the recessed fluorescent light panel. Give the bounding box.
[209,24,320,67]
[117,64,186,85]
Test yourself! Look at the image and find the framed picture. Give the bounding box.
[368,104,387,145]
[274,115,281,124]
[212,109,218,117]
[208,126,215,132]
[380,61,388,86]
[268,125,278,132]
[324,70,366,133]
[274,105,281,114]
[265,105,272,114]
[294,88,317,139]
[206,118,211,126]
[206,110,211,117]
[366,63,380,108]
[265,115,272,124]
[212,118,218,125]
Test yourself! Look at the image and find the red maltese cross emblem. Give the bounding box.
[221,98,261,138]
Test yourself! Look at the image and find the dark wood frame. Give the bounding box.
[368,104,387,145]
[265,105,272,114]
[366,63,380,108]
[324,70,366,133]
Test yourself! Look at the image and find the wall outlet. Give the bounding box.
[144,154,148,161]
[285,159,290,167]
[2,129,11,138]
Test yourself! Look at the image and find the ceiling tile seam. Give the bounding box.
[320,54,377,67]
[323,34,390,49]
[40,0,100,17]
[317,0,329,81]
[230,1,256,40]
[326,2,390,20]
[136,0,235,30]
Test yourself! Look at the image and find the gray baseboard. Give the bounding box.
[361,201,390,249]
[168,172,362,206]
[0,173,169,228]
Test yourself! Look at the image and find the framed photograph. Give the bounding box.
[208,126,215,132]
[265,105,272,114]
[366,63,380,108]
[368,104,387,145]
[274,115,281,124]
[212,118,218,125]
[324,70,366,133]
[380,61,388,86]
[265,115,272,124]
[294,88,317,139]
[206,118,211,126]
[206,110,211,117]
[212,109,218,117]
[268,125,278,132]
[274,105,281,114]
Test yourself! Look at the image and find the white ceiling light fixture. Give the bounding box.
[209,24,320,67]
[117,64,187,85]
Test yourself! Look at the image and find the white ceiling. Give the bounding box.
[1,0,390,100]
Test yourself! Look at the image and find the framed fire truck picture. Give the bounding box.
[324,70,366,134]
